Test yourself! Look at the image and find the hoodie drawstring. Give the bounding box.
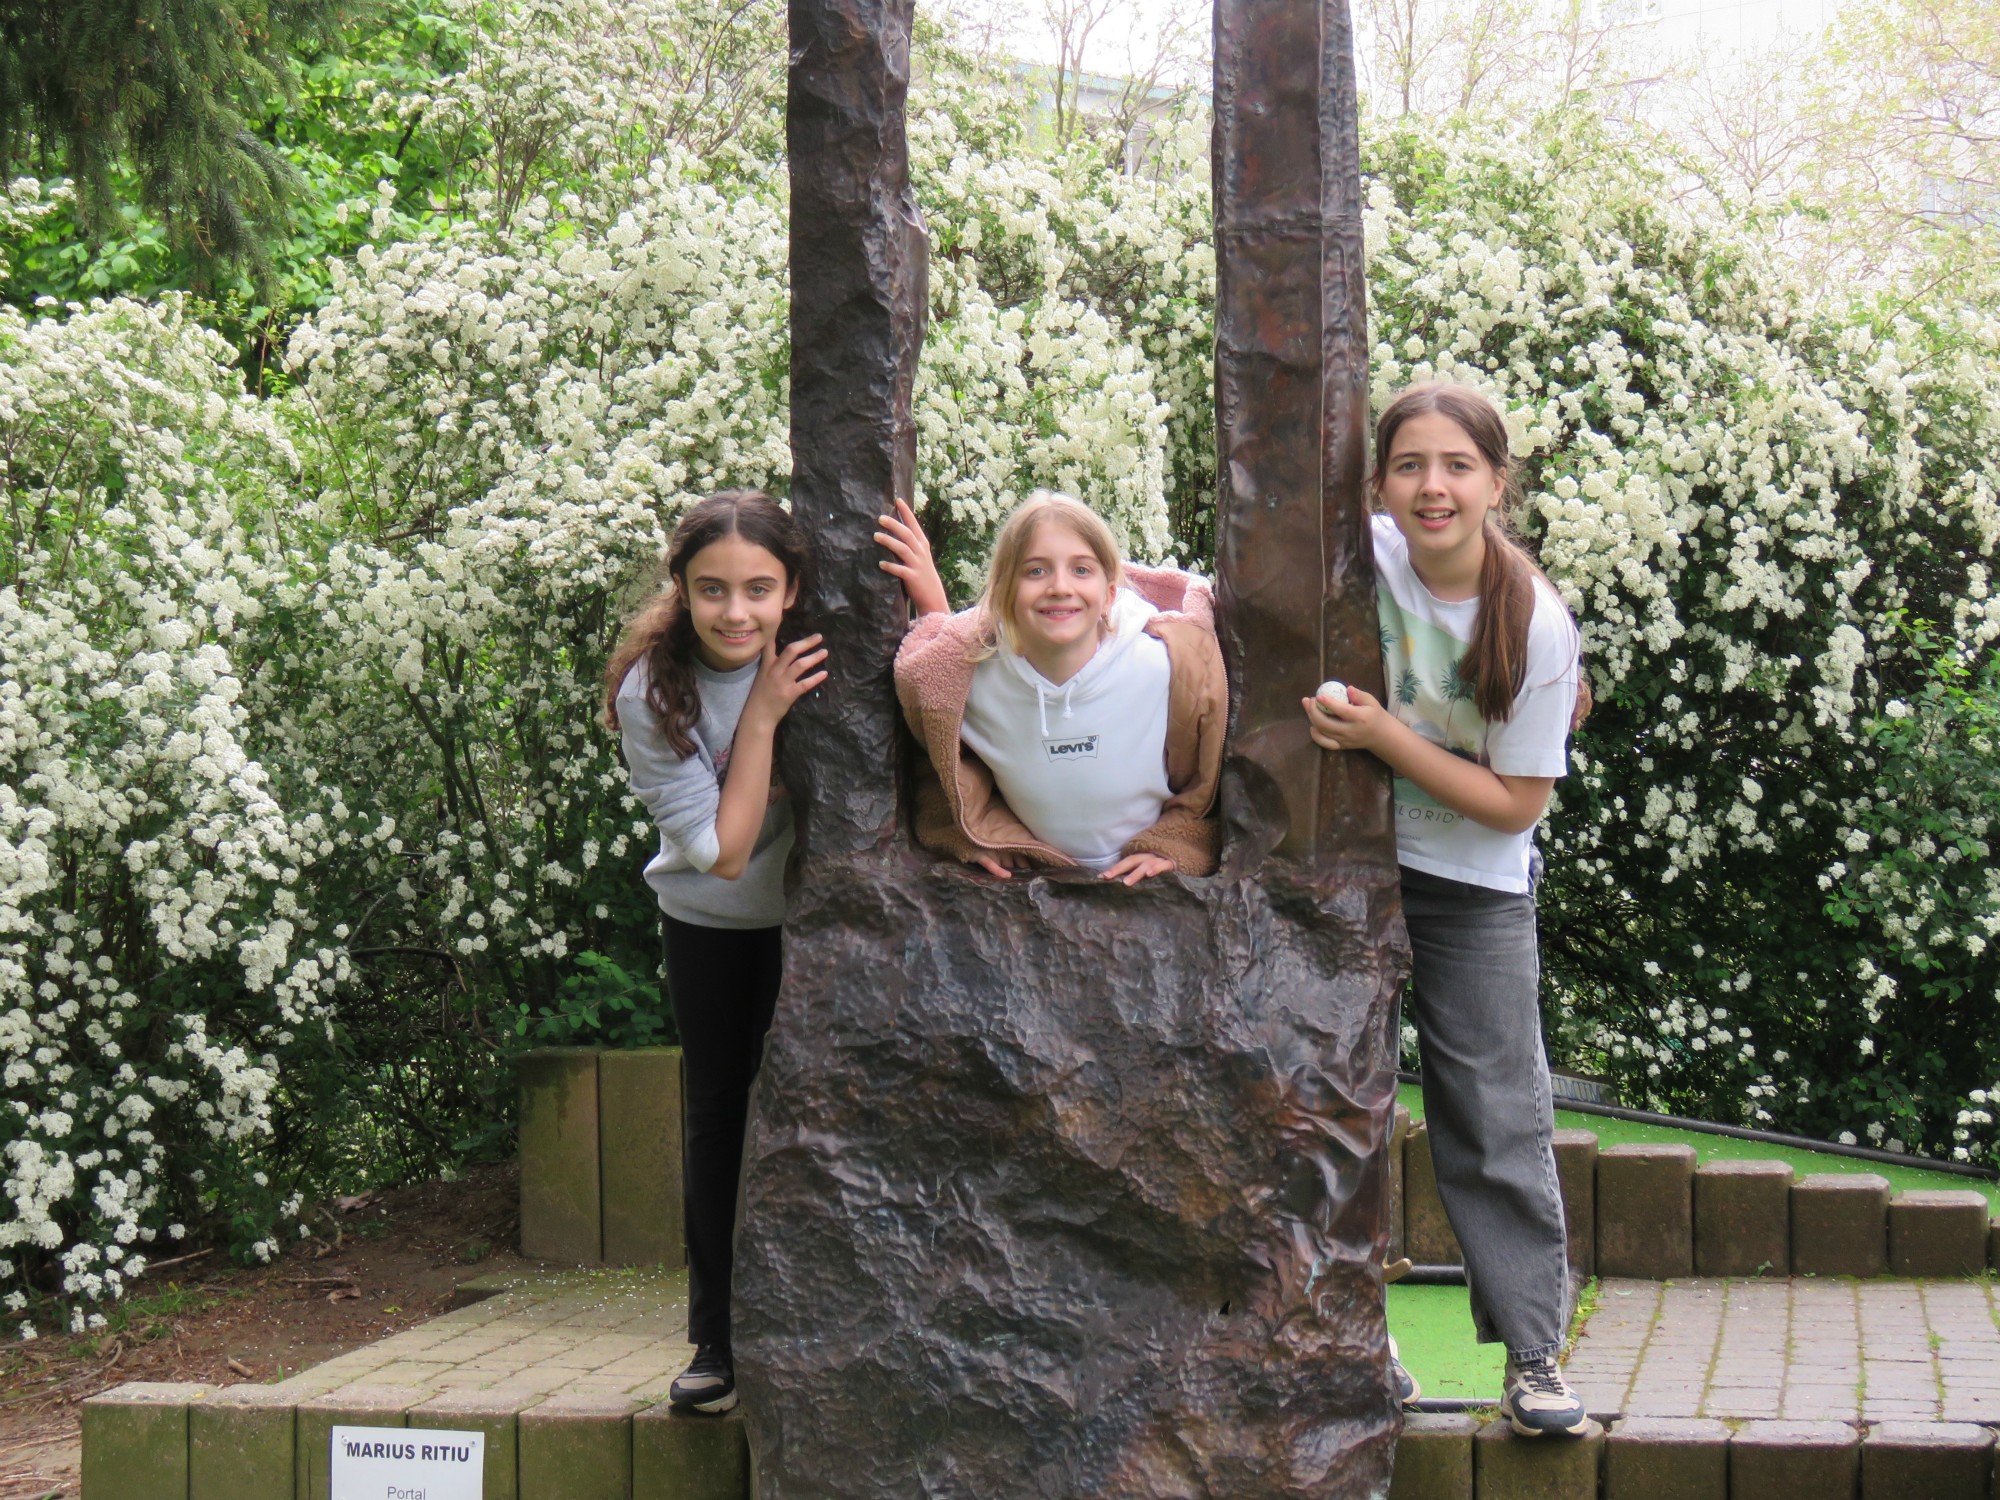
[1033,678,1080,737]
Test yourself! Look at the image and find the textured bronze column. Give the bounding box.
[779,0,927,860]
[1213,0,1382,873]
[736,0,1403,1486]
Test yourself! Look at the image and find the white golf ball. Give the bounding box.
[1315,680,1349,709]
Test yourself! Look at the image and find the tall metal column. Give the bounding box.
[780,0,927,862]
[1213,0,1384,877]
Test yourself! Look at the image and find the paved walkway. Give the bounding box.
[292,1267,695,1403]
[1568,1277,2000,1424]
[186,1267,2000,1426]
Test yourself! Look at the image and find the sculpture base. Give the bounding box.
[737,852,1403,1499]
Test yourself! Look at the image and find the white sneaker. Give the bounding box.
[1388,1333,1421,1408]
[1499,1352,1590,1437]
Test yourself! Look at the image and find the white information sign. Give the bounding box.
[330,1424,485,1500]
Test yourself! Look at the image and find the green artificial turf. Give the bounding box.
[1386,1278,1603,1404]
[1386,1283,1504,1402]
[1397,1082,2000,1211]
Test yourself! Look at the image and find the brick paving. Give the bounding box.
[289,1267,2000,1426]
[266,1264,2000,1431]
[1568,1277,2000,1423]
[282,1267,696,1404]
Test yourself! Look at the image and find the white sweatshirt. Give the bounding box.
[959,587,1173,873]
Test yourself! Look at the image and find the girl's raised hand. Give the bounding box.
[1100,851,1176,886]
[875,497,950,616]
[1302,684,1391,753]
[746,633,828,726]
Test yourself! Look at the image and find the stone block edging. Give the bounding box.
[519,1045,685,1267]
[82,1379,748,1500]
[90,1381,2000,1500]
[521,1085,2000,1282]
[1389,1120,2000,1280]
[1393,1412,2000,1500]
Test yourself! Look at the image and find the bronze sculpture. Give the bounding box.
[735,0,1405,1487]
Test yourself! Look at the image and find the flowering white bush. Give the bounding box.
[1351,119,2000,1151]
[0,283,359,1324]
[6,6,1999,1325]
[398,0,787,223]
[906,93,1211,580]
[1814,628,2000,1157]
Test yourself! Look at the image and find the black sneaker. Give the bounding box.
[670,1343,738,1413]
[1499,1352,1591,1437]
[1388,1333,1421,1408]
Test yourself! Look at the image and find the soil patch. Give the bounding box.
[0,1161,542,1500]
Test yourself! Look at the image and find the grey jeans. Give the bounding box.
[1401,865,1570,1360]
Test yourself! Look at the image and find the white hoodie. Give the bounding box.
[959,587,1173,873]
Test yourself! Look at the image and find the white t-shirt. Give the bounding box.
[960,588,1173,873]
[1373,513,1580,894]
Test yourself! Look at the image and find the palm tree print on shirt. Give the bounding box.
[1377,598,1492,807]
[1439,658,1474,743]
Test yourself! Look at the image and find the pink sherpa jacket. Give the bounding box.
[894,563,1227,876]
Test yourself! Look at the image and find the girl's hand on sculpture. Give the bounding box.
[711,634,825,880]
[743,634,829,731]
[875,497,950,616]
[1301,684,1392,753]
[969,849,1030,880]
[1304,683,1556,834]
[1100,852,1175,886]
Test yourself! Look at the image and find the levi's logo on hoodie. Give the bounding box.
[1043,734,1100,761]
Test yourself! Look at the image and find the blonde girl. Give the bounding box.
[876,491,1226,883]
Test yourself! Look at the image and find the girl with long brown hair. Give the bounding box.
[1302,383,1593,1438]
[603,490,824,1414]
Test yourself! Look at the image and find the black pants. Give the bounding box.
[662,913,782,1349]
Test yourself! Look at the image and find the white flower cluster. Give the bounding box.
[396,0,785,224]
[906,96,1211,579]
[0,292,349,1320]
